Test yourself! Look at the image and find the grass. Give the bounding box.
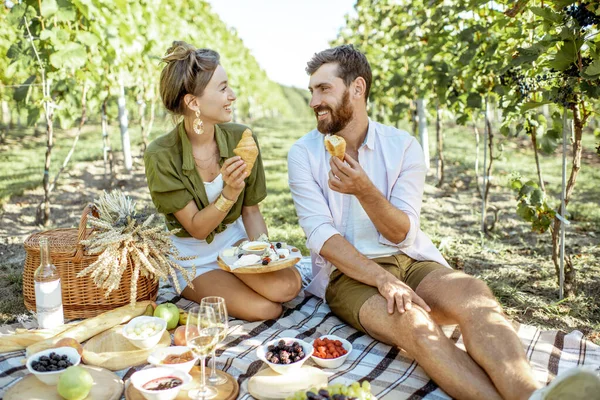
[0,115,599,343]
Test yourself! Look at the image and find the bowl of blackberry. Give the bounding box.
[26,346,81,385]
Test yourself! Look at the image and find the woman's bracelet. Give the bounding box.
[214,193,235,213]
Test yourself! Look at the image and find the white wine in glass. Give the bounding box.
[201,296,229,386]
[186,306,218,400]
[188,328,219,357]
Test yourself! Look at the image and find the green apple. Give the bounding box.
[154,303,179,330]
[57,366,93,400]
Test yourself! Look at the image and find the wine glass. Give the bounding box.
[201,296,229,386]
[185,305,219,399]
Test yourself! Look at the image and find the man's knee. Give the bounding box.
[400,308,441,349]
[459,277,504,319]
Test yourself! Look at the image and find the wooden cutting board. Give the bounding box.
[248,365,328,400]
[217,245,302,274]
[4,365,123,400]
[82,325,171,370]
[125,367,238,400]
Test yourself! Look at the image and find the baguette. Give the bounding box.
[324,134,346,160]
[26,300,151,357]
[0,323,78,353]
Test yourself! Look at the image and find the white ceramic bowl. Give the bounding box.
[241,241,271,255]
[309,334,352,369]
[147,346,198,374]
[256,337,313,375]
[26,346,81,385]
[123,316,167,349]
[130,367,192,400]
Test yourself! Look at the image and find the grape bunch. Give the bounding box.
[549,85,575,106]
[564,3,600,28]
[287,381,375,400]
[265,340,305,364]
[500,68,537,100]
[562,57,592,78]
[30,352,74,372]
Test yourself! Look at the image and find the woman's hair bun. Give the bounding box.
[162,41,196,63]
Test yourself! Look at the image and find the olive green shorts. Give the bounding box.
[325,254,448,333]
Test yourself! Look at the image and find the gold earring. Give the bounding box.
[193,109,204,135]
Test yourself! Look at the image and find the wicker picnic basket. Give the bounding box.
[22,205,158,319]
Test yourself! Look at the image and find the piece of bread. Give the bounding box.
[324,134,346,160]
[233,129,259,175]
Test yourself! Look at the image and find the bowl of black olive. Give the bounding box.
[26,346,81,385]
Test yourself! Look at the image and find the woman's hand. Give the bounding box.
[221,156,247,200]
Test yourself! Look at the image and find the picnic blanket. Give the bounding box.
[1,258,599,399]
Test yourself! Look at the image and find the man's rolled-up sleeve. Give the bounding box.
[380,137,428,249]
[288,144,340,255]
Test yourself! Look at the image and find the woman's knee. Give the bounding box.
[262,270,302,303]
[243,300,282,321]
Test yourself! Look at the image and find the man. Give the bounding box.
[288,44,600,400]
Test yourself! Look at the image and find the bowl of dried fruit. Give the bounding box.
[309,335,352,369]
[26,346,81,385]
[147,346,198,374]
[256,337,313,374]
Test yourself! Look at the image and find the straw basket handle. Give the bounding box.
[73,204,98,262]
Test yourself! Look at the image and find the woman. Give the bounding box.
[144,41,301,321]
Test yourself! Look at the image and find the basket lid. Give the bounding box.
[24,228,93,257]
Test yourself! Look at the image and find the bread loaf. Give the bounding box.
[324,134,346,160]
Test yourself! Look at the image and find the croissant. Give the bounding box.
[233,129,259,175]
[324,134,346,160]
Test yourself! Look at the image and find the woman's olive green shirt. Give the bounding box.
[143,122,267,243]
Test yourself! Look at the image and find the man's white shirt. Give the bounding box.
[288,119,450,300]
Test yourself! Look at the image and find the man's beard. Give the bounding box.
[315,89,354,134]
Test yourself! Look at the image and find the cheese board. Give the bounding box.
[217,242,301,274]
[4,365,123,400]
[247,365,329,400]
[82,324,171,371]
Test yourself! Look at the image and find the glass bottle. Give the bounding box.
[34,237,64,328]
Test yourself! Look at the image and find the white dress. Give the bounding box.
[170,174,247,291]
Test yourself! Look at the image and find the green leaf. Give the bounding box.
[529,6,563,24]
[76,32,100,47]
[520,101,551,111]
[530,188,544,207]
[49,43,87,69]
[517,203,535,220]
[26,107,41,127]
[6,44,22,60]
[584,58,600,76]
[510,179,523,191]
[41,0,58,18]
[13,75,36,102]
[40,29,56,41]
[540,134,558,154]
[467,92,482,109]
[548,43,577,71]
[56,6,76,22]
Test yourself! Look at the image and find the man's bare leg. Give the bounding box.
[416,269,542,400]
[359,294,503,400]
